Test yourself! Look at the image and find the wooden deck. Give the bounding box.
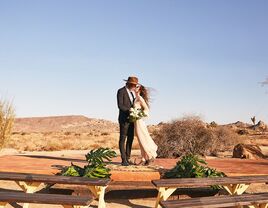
[0,155,268,181]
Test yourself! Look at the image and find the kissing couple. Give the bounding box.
[117,76,158,166]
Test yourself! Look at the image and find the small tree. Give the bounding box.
[0,99,15,149]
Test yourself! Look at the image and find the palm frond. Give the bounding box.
[85,148,117,165]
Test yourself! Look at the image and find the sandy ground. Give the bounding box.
[0,149,156,208]
[1,149,268,208]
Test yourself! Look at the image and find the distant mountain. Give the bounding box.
[13,115,118,133]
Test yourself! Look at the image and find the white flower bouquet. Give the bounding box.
[128,107,148,122]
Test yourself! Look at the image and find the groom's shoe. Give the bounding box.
[121,161,129,166]
[127,158,135,165]
[145,158,155,166]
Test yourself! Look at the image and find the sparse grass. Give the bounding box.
[0,99,15,149]
[3,116,253,157]
[4,132,121,151]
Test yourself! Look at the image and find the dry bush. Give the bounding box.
[209,126,239,156]
[5,130,121,151]
[64,132,72,136]
[0,99,15,149]
[101,132,110,136]
[88,132,94,136]
[132,138,140,149]
[153,116,239,158]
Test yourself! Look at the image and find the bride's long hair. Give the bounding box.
[140,85,150,108]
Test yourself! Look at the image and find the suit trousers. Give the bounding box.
[119,122,134,162]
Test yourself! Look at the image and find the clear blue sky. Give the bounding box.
[0,0,268,124]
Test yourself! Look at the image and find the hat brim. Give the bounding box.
[123,79,139,85]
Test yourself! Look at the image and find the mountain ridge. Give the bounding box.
[13,115,118,133]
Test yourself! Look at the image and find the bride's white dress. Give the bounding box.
[134,96,158,161]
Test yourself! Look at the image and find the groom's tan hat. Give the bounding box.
[124,76,139,85]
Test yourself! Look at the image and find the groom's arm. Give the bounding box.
[117,89,129,112]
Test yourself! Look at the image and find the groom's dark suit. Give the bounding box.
[117,86,135,164]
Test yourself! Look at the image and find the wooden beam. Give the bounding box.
[15,181,42,208]
[0,202,7,208]
[87,185,107,208]
[155,187,177,208]
[223,183,249,195]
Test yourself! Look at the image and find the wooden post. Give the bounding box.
[15,181,42,208]
[88,185,107,208]
[248,204,268,208]
[223,183,249,195]
[223,184,250,208]
[259,204,268,208]
[155,187,177,208]
[0,202,7,208]
[15,181,42,193]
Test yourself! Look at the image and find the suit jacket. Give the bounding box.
[117,87,133,123]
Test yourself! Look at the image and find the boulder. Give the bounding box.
[233,143,266,159]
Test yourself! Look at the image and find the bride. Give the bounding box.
[134,85,158,165]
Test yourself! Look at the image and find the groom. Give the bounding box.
[117,76,138,166]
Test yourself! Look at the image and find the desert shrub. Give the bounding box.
[209,121,218,128]
[90,143,102,149]
[132,140,140,149]
[64,132,72,136]
[237,129,249,135]
[153,116,238,158]
[101,132,110,136]
[209,126,239,156]
[0,99,15,149]
[43,132,53,136]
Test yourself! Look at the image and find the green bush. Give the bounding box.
[164,154,226,178]
[164,154,225,189]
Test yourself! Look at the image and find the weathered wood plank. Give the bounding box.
[0,171,110,186]
[160,193,268,208]
[152,175,268,187]
[0,191,92,206]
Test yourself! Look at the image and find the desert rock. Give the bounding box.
[233,143,266,159]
